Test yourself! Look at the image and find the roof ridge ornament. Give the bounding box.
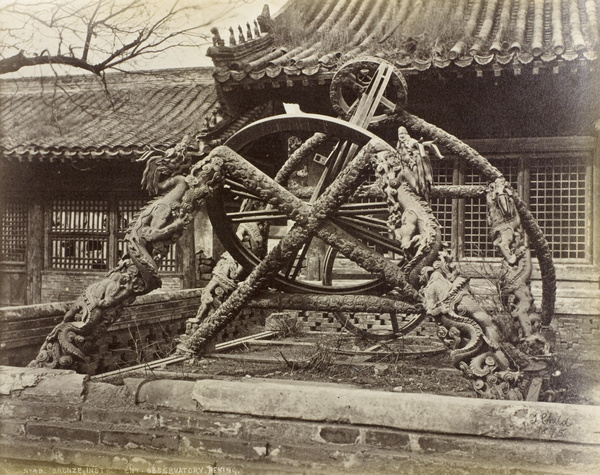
[210,27,225,47]
[206,8,274,69]
[257,4,274,34]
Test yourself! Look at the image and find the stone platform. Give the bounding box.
[1,365,599,474]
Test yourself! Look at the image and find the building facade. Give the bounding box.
[204,0,600,320]
[0,69,219,305]
[1,0,599,329]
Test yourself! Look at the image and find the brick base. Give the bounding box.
[0,366,598,474]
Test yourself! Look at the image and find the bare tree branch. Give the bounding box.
[94,30,145,70]
[96,0,143,25]
[0,0,232,76]
[81,0,103,61]
[0,50,100,75]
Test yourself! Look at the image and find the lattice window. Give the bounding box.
[47,198,179,272]
[530,157,588,260]
[49,200,109,270]
[116,198,144,265]
[463,159,519,259]
[0,199,27,263]
[117,199,142,234]
[430,157,454,246]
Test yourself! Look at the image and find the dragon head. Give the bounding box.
[139,135,192,195]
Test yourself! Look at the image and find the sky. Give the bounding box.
[158,0,290,69]
[0,0,290,77]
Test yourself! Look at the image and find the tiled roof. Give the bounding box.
[0,68,218,162]
[211,0,600,84]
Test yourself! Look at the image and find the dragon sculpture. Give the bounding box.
[422,251,528,400]
[370,126,443,288]
[417,176,553,399]
[28,136,198,371]
[487,178,542,342]
[29,58,557,401]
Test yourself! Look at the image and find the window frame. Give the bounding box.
[0,197,29,265]
[46,198,111,271]
[44,195,181,274]
[430,136,597,267]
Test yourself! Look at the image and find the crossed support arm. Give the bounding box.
[28,136,420,370]
[28,113,557,401]
[179,138,423,354]
[398,111,555,326]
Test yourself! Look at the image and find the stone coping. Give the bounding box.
[2,365,599,448]
[0,288,203,319]
[190,379,600,446]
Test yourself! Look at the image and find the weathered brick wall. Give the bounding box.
[216,308,266,343]
[0,290,268,374]
[0,367,598,474]
[553,314,600,360]
[90,289,202,374]
[294,311,438,337]
[530,279,600,360]
[265,309,600,360]
[1,298,597,380]
[40,271,182,302]
[1,272,598,378]
[0,289,200,372]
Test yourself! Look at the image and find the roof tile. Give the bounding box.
[0,69,217,161]
[208,0,600,83]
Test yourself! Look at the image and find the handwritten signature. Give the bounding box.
[528,411,573,438]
